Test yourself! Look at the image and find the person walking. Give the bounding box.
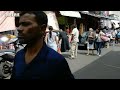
[69,24,79,59]
[45,26,58,52]
[86,28,95,55]
[59,28,70,52]
[111,28,117,46]
[95,28,105,56]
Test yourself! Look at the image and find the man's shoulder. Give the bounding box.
[16,49,24,56]
[47,47,64,59]
[47,47,65,63]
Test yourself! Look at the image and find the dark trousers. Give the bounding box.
[96,42,102,55]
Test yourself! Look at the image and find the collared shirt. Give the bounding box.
[11,42,74,79]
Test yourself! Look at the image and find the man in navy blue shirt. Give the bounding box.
[11,11,74,79]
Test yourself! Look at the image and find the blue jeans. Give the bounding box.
[96,42,102,55]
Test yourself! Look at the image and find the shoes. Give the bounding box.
[68,56,75,59]
[86,53,89,55]
[97,53,99,56]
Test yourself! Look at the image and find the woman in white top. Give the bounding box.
[45,26,58,51]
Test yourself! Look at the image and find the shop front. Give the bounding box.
[55,11,81,32]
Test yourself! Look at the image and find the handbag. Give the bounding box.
[101,35,109,41]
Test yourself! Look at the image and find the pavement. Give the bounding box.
[62,45,120,79]
[62,46,112,73]
[74,51,120,79]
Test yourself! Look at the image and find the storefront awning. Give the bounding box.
[59,11,81,18]
[111,20,120,29]
[0,11,16,32]
[80,11,111,19]
[44,11,60,31]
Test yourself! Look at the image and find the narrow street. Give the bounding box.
[0,11,120,79]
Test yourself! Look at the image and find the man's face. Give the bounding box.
[18,13,45,44]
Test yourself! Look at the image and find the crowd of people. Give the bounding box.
[45,24,120,58]
[83,26,120,56]
[45,24,79,59]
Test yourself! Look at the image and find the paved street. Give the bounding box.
[62,45,120,79]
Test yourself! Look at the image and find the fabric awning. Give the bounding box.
[59,11,81,18]
[111,20,120,29]
[44,11,59,31]
[0,11,16,32]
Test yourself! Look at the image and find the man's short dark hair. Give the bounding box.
[20,11,48,26]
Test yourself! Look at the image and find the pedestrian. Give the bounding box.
[65,26,70,35]
[45,26,58,51]
[59,28,70,52]
[86,28,95,55]
[111,28,117,46]
[11,11,74,79]
[95,28,105,56]
[69,24,79,59]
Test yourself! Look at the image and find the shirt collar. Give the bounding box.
[23,42,49,64]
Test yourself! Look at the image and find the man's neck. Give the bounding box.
[26,38,44,55]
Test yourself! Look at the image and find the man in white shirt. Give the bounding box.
[70,24,79,59]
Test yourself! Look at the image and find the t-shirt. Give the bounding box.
[96,31,105,42]
[47,32,57,46]
[11,42,74,79]
[71,28,79,42]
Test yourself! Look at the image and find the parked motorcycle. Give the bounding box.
[0,35,24,79]
[0,50,15,79]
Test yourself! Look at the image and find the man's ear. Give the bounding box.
[39,24,47,37]
[41,24,47,32]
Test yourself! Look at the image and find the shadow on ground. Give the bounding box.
[77,51,97,56]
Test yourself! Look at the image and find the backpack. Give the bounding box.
[117,32,120,38]
[80,32,88,44]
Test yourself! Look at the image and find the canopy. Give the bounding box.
[111,20,120,29]
[60,11,81,18]
[44,11,59,31]
[0,11,16,32]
